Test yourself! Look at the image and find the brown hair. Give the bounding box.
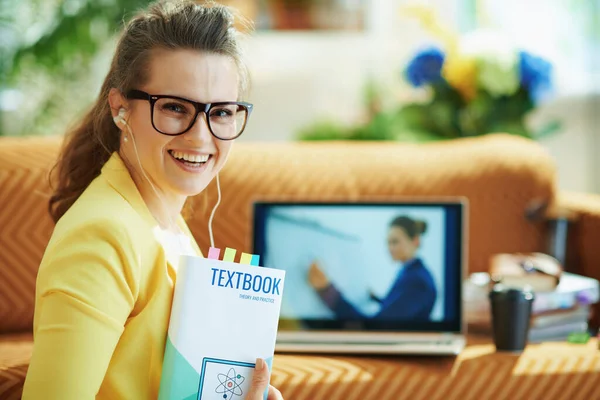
[48,0,249,223]
[390,216,427,239]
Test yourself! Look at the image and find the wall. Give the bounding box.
[534,94,600,194]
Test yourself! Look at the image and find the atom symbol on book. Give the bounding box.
[215,367,245,398]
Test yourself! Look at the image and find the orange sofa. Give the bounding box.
[1,133,600,399]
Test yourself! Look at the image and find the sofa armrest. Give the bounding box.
[556,191,600,331]
[556,191,600,282]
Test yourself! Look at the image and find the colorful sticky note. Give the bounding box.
[223,247,236,262]
[239,253,253,265]
[208,247,221,260]
[250,254,260,266]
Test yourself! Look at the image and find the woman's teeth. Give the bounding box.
[170,151,210,163]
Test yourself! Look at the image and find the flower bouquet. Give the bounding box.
[296,6,559,142]
[396,7,558,140]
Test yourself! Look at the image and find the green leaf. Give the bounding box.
[488,119,532,137]
[426,100,461,138]
[296,120,348,141]
[431,80,465,106]
[395,104,431,130]
[8,0,148,82]
[348,112,398,141]
[458,92,494,136]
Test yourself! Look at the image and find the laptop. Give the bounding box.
[251,199,468,356]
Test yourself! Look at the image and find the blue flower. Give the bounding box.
[405,47,445,87]
[519,51,552,103]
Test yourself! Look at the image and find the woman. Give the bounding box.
[308,216,437,321]
[22,1,283,399]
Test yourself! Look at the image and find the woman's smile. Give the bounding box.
[167,149,214,173]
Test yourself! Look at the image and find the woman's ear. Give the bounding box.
[108,88,128,119]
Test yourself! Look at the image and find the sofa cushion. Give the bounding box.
[0,333,33,400]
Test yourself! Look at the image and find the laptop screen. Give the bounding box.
[252,201,465,333]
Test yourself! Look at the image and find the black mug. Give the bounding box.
[489,284,535,352]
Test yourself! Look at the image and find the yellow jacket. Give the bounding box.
[22,152,202,399]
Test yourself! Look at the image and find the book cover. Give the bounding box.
[529,321,589,343]
[531,304,590,329]
[531,272,599,313]
[158,248,286,400]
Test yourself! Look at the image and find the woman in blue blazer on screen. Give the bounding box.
[308,215,437,321]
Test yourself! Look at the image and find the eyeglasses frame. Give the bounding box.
[124,89,253,140]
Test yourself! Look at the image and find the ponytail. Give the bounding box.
[48,82,120,223]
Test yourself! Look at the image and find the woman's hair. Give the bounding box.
[390,216,427,239]
[48,0,249,223]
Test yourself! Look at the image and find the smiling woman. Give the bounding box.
[21,1,282,400]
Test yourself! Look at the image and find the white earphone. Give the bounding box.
[114,108,129,141]
[113,107,127,125]
[112,106,221,248]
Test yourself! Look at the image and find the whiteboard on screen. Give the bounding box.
[262,212,372,319]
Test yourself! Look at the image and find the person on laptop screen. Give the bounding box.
[308,215,437,321]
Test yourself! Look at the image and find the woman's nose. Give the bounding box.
[185,113,213,142]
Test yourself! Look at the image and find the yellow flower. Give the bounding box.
[443,55,478,100]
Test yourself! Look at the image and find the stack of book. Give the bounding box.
[464,272,599,342]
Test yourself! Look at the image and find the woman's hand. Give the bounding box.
[245,358,284,400]
[308,261,330,290]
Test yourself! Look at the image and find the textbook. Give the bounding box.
[158,247,286,400]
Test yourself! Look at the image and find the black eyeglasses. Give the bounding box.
[125,89,253,140]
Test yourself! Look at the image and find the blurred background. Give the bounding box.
[0,0,598,193]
